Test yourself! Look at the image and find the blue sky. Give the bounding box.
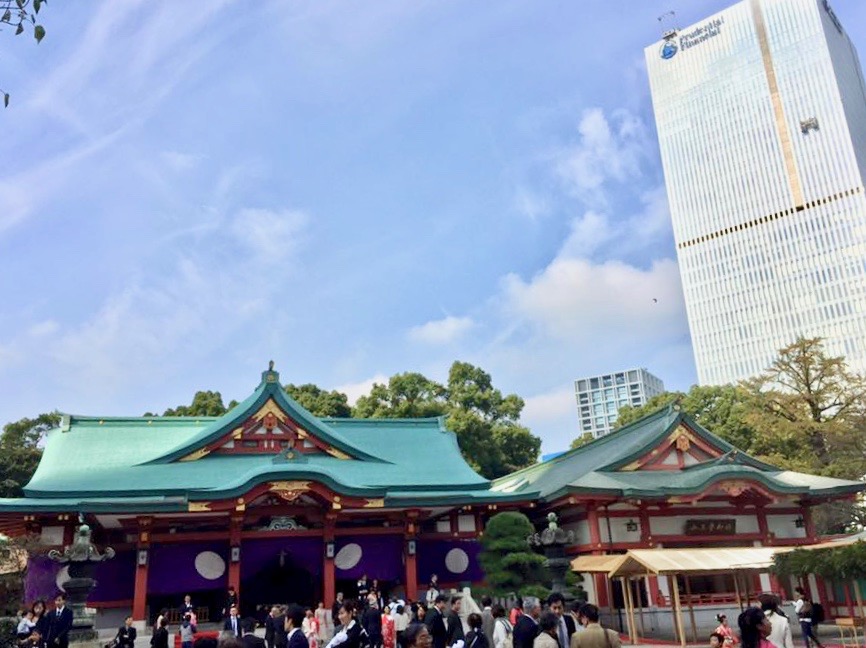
[1,0,865,454]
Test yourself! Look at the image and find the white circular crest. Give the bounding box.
[445,548,469,574]
[55,565,71,592]
[334,543,363,570]
[194,551,226,580]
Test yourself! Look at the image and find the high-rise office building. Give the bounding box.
[575,368,665,437]
[645,0,866,384]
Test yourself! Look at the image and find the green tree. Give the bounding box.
[0,412,59,497]
[742,336,866,480]
[478,512,547,595]
[614,385,757,451]
[1,0,47,108]
[154,390,238,417]
[569,432,594,450]
[353,372,447,418]
[352,362,541,479]
[284,383,351,418]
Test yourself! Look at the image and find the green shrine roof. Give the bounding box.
[0,371,861,514]
[490,406,865,502]
[0,366,524,513]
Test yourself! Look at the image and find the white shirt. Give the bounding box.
[765,611,794,648]
[325,621,354,648]
[493,619,512,648]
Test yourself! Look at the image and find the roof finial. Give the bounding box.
[269,359,275,371]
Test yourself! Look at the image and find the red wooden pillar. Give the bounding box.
[405,511,419,600]
[757,507,772,545]
[802,506,818,542]
[228,514,242,604]
[133,517,152,623]
[587,505,608,607]
[324,514,336,605]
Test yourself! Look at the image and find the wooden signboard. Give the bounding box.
[684,518,736,536]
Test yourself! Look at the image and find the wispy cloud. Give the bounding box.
[335,374,389,405]
[408,315,476,345]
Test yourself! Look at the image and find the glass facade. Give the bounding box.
[574,368,666,437]
[645,0,866,385]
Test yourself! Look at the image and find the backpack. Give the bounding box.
[497,620,514,648]
[811,603,825,625]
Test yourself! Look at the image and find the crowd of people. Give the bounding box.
[712,590,824,648]
[10,576,826,648]
[14,594,73,648]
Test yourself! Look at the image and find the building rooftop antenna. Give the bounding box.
[658,10,679,40]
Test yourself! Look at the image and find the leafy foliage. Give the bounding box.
[1,0,47,108]
[353,361,541,478]
[569,432,594,450]
[0,413,58,497]
[772,541,866,581]
[284,383,351,418]
[478,512,547,594]
[149,390,238,417]
[606,337,866,532]
[0,533,43,616]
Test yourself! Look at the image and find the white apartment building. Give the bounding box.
[575,368,665,437]
[645,0,866,384]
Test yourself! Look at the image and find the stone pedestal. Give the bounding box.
[47,522,115,648]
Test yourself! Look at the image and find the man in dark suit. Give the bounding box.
[224,605,242,637]
[425,594,449,648]
[547,594,575,648]
[115,616,137,648]
[47,594,73,648]
[242,618,266,648]
[446,596,464,646]
[285,605,309,648]
[514,598,540,648]
[361,595,383,648]
[265,605,283,648]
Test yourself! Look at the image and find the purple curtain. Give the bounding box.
[148,542,229,595]
[240,537,324,578]
[24,552,135,604]
[416,539,483,583]
[334,536,404,581]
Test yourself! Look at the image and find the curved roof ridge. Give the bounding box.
[146,366,382,464]
[492,405,680,486]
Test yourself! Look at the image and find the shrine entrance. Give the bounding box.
[240,537,323,612]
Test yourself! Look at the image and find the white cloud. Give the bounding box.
[555,107,651,205]
[2,205,311,402]
[335,374,388,405]
[231,208,309,259]
[513,186,549,221]
[408,315,476,345]
[501,257,685,342]
[522,385,577,424]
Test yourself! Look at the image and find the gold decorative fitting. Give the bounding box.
[269,480,310,501]
[235,503,246,512]
[296,428,309,439]
[675,436,691,452]
[286,452,295,459]
[188,502,212,512]
[325,446,351,460]
[140,532,149,542]
[333,496,341,502]
[363,499,385,509]
[332,502,342,510]
[237,498,244,504]
[253,399,288,424]
[180,447,210,462]
[232,428,243,440]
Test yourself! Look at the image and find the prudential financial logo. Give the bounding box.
[660,40,678,60]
